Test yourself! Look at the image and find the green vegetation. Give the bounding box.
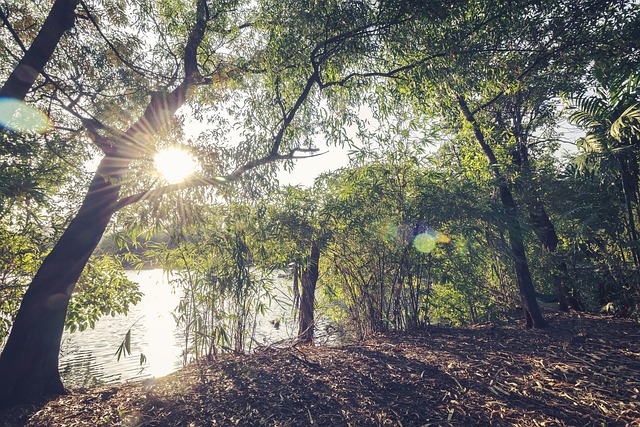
[0,0,638,410]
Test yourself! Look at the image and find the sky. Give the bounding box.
[84,101,582,189]
[277,141,352,187]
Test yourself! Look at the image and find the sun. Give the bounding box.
[154,147,198,184]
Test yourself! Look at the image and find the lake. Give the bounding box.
[58,269,300,388]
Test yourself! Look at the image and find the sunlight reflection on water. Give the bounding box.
[58,269,308,388]
[59,269,183,387]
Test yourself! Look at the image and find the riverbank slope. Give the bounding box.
[2,312,639,426]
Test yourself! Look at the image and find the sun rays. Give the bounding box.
[154,147,199,184]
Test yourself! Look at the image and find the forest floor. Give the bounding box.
[1,311,639,426]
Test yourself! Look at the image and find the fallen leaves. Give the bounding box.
[1,312,638,426]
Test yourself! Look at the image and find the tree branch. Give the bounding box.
[78,0,169,82]
[114,148,322,210]
[114,0,210,158]
[228,147,321,181]
[269,73,319,156]
[0,0,80,100]
[0,6,27,53]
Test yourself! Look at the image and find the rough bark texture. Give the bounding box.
[298,241,319,344]
[457,95,546,328]
[0,0,79,100]
[0,156,122,408]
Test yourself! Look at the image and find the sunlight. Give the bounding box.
[137,270,183,378]
[154,147,198,184]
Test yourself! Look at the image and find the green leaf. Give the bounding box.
[115,329,132,361]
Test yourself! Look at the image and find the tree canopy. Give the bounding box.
[0,0,638,408]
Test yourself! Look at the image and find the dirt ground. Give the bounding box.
[2,312,639,426]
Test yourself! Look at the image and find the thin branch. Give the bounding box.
[114,176,221,210]
[0,6,27,53]
[472,91,505,116]
[114,148,322,210]
[309,16,407,65]
[78,0,169,81]
[228,147,322,180]
[269,73,319,156]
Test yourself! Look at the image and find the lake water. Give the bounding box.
[58,269,300,388]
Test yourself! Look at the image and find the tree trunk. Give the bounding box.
[291,262,300,321]
[0,156,122,408]
[528,201,570,311]
[620,160,640,266]
[504,200,547,328]
[0,0,79,101]
[298,240,319,344]
[504,97,570,312]
[457,95,546,328]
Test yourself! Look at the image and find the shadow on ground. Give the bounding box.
[2,312,639,426]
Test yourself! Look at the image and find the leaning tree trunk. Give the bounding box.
[0,156,122,408]
[298,240,319,344]
[0,0,79,101]
[457,95,546,328]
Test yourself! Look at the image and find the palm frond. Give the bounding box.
[611,103,640,141]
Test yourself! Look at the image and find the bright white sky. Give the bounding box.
[277,141,352,187]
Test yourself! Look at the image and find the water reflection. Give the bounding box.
[59,270,183,387]
[59,269,335,388]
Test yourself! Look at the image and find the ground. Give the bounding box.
[1,312,639,426]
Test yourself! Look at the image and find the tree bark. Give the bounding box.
[298,240,319,344]
[457,95,546,328]
[291,262,300,320]
[620,160,640,266]
[0,0,79,100]
[0,156,122,408]
[528,201,570,311]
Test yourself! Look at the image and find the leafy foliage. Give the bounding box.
[65,256,142,333]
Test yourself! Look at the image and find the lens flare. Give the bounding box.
[0,98,51,133]
[413,229,451,253]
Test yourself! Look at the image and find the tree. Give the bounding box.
[567,69,640,312]
[454,74,577,311]
[0,0,445,406]
[320,133,476,334]
[569,70,640,266]
[379,0,639,327]
[299,239,320,344]
[0,0,79,101]
[457,95,547,327]
[0,0,215,404]
[261,186,326,344]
